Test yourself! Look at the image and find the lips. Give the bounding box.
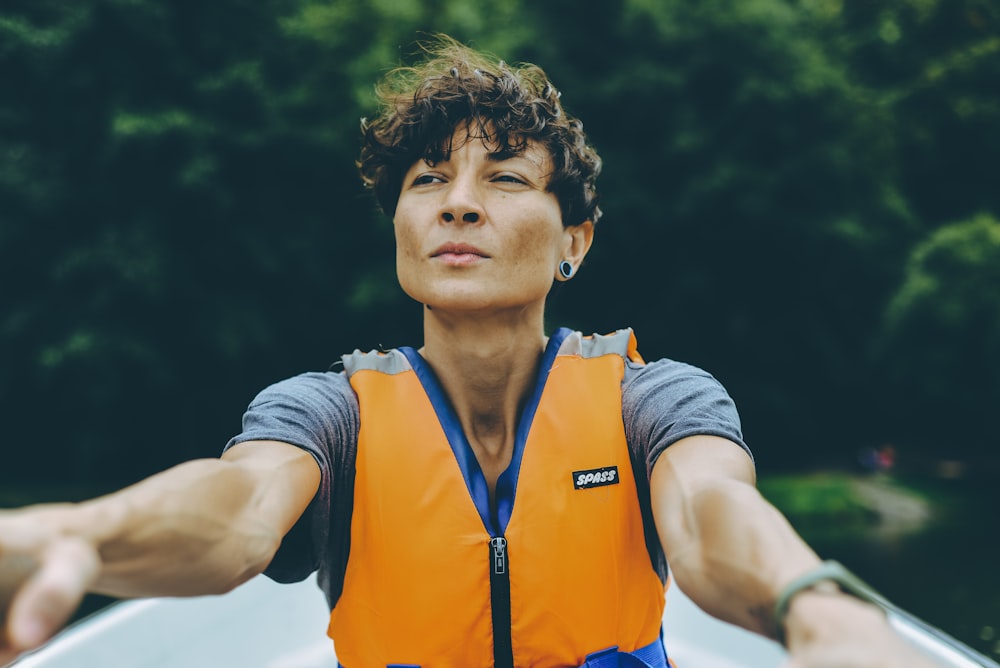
[430,242,490,258]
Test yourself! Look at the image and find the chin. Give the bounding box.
[403,280,549,315]
[403,282,490,311]
[421,298,495,313]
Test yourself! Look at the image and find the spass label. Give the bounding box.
[572,466,620,490]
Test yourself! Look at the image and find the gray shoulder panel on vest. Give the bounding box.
[557,328,634,359]
[341,348,413,376]
[343,330,633,374]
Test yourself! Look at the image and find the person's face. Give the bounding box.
[393,129,592,314]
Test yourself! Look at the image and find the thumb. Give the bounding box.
[1,553,39,639]
[6,538,100,652]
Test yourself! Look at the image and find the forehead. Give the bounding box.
[423,124,553,172]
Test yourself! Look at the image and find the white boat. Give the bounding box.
[8,574,996,667]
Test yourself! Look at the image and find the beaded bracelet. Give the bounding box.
[774,560,893,646]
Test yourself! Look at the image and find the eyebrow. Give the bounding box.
[415,142,547,171]
[485,150,545,170]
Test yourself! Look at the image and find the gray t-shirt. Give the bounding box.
[225,355,749,609]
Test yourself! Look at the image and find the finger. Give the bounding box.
[6,538,100,651]
[0,553,39,656]
[0,554,39,620]
[1,647,23,666]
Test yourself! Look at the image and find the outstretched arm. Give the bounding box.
[0,440,319,663]
[650,434,937,667]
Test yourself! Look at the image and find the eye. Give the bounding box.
[493,173,527,185]
[411,173,444,186]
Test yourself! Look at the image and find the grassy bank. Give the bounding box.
[757,471,936,537]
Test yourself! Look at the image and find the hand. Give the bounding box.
[783,591,942,668]
[0,507,101,665]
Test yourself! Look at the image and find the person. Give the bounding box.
[0,35,937,668]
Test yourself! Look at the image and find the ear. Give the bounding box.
[555,220,595,281]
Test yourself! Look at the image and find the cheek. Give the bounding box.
[392,220,421,289]
[393,232,424,303]
[512,223,563,271]
[393,218,419,261]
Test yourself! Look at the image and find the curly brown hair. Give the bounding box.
[358,36,602,227]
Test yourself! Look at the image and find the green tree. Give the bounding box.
[877,213,1000,454]
[518,0,916,465]
[0,0,539,483]
[825,0,1000,225]
[2,0,998,481]
[1,0,372,481]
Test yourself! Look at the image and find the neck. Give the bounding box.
[419,307,548,488]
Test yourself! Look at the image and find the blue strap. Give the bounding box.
[340,639,666,668]
[581,638,669,668]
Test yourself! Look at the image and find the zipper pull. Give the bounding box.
[491,536,507,575]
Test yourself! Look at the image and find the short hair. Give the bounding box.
[358,35,602,227]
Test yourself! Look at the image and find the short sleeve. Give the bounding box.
[622,358,750,477]
[224,371,358,603]
[621,358,750,579]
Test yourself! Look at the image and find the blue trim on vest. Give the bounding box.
[581,637,669,667]
[398,346,491,532]
[339,637,667,668]
[398,327,572,536]
[495,327,570,532]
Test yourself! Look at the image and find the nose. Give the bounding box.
[442,210,480,224]
[439,177,483,224]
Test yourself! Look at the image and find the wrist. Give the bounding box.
[773,560,890,646]
[783,587,886,647]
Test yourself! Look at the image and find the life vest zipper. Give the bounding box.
[489,536,513,668]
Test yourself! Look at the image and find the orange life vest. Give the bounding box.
[329,328,669,667]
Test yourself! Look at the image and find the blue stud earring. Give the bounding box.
[558,260,573,279]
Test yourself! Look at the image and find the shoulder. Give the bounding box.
[250,370,356,410]
[230,369,359,456]
[622,355,750,465]
[622,356,731,399]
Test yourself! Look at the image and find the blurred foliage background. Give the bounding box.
[1,0,998,658]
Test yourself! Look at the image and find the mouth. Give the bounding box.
[430,242,490,259]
